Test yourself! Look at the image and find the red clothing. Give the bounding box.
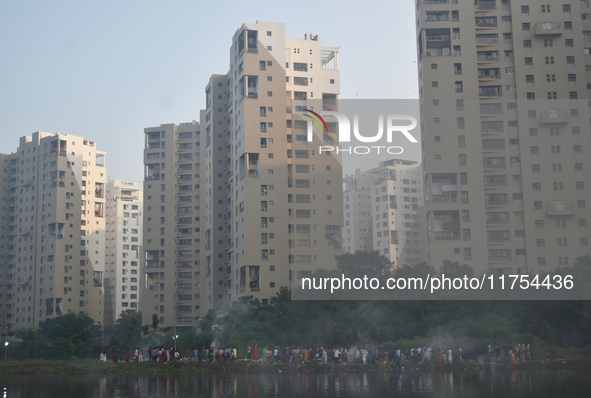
[253,346,258,360]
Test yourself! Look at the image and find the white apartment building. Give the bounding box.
[104,179,142,326]
[203,21,344,306]
[141,121,204,331]
[417,0,591,273]
[344,160,424,268]
[0,132,107,334]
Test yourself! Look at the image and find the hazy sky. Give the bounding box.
[0,0,419,183]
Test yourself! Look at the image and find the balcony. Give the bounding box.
[434,230,461,240]
[534,22,563,36]
[477,54,500,62]
[546,202,576,216]
[540,110,569,124]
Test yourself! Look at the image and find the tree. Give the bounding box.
[336,251,393,278]
[21,330,46,358]
[441,261,475,279]
[200,309,216,333]
[105,310,142,347]
[151,313,159,331]
[39,313,100,358]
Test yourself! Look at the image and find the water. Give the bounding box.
[2,369,590,397]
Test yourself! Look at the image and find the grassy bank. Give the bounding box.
[2,355,591,377]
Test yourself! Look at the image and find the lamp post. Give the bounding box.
[173,335,178,359]
[4,341,8,362]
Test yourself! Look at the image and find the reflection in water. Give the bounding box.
[2,369,591,397]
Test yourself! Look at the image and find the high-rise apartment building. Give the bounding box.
[0,132,107,334]
[344,160,424,267]
[142,22,344,329]
[203,21,344,307]
[104,179,142,327]
[141,121,204,331]
[416,0,591,274]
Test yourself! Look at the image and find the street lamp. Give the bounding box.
[173,335,178,359]
[4,342,8,362]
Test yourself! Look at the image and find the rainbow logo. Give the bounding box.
[303,109,328,133]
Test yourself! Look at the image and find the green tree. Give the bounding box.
[441,261,475,279]
[105,310,142,347]
[151,313,159,331]
[39,313,100,358]
[336,251,393,278]
[20,330,46,358]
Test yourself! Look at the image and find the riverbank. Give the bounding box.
[2,356,591,376]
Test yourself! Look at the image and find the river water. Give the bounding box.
[2,369,590,397]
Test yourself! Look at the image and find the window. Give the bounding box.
[432,81,438,87]
[535,220,544,228]
[431,63,437,70]
[569,91,578,99]
[568,74,576,82]
[573,145,582,154]
[575,163,583,172]
[563,4,571,12]
[567,56,575,64]
[525,75,534,83]
[523,40,532,48]
[527,92,535,100]
[564,21,572,30]
[545,56,554,64]
[529,127,538,136]
[532,164,540,173]
[522,23,530,31]
[546,74,556,82]
[544,39,553,47]
[541,5,550,13]
[565,38,574,47]
[521,5,529,13]
[524,57,533,65]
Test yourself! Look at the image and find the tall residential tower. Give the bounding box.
[417,0,591,273]
[1,132,107,334]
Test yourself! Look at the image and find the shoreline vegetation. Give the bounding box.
[2,355,591,377]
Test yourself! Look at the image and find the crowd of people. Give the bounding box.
[487,343,533,363]
[101,343,532,366]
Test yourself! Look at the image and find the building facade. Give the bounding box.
[142,22,345,329]
[104,179,142,327]
[1,132,107,334]
[344,160,424,268]
[203,21,344,306]
[141,121,204,331]
[417,0,591,273]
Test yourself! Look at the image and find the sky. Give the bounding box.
[0,0,419,184]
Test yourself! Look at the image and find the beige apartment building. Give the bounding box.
[0,132,107,335]
[142,22,344,328]
[104,179,142,327]
[344,160,424,268]
[417,0,591,274]
[141,121,204,331]
[202,21,344,307]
